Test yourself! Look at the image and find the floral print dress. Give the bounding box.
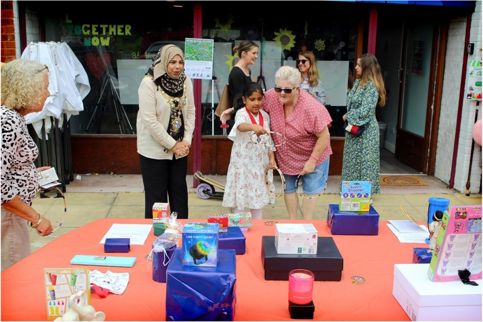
[222,109,275,210]
[342,80,381,194]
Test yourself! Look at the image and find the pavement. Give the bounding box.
[29,173,482,252]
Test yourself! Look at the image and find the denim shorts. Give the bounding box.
[284,158,330,195]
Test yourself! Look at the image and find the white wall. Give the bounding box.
[435,1,482,194]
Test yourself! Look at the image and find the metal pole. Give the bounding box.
[211,77,215,136]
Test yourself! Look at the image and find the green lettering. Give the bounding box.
[83,38,91,46]
[91,24,98,36]
[100,25,108,35]
[91,37,99,46]
[117,25,124,36]
[74,25,82,36]
[108,25,116,35]
[100,37,110,46]
[124,24,131,36]
[81,24,90,36]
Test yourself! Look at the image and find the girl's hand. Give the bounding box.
[252,124,267,136]
[268,158,277,170]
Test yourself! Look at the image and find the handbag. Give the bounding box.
[215,84,232,117]
[344,121,366,137]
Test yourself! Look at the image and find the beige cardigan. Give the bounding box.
[137,75,195,160]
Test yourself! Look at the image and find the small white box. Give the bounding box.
[393,264,482,321]
[274,224,318,254]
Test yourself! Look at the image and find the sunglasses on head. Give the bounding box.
[274,87,296,94]
[296,59,308,65]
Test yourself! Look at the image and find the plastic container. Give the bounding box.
[427,197,450,225]
[288,269,314,305]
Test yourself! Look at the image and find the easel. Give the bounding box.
[204,75,220,136]
[85,69,134,134]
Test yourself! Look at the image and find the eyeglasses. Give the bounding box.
[296,59,308,65]
[274,87,296,94]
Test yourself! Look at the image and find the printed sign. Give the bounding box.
[184,38,214,80]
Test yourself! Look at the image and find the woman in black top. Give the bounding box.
[220,40,259,128]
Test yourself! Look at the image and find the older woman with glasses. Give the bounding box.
[263,66,332,220]
[297,50,326,105]
[1,59,54,270]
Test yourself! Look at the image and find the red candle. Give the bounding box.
[288,269,314,304]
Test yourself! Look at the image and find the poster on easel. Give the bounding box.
[428,205,482,282]
[184,38,214,80]
[44,268,90,320]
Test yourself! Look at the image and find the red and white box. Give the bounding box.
[152,202,170,223]
[393,264,482,321]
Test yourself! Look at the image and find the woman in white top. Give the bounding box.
[137,44,195,219]
[297,50,327,105]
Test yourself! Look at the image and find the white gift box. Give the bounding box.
[275,224,318,254]
[393,264,482,321]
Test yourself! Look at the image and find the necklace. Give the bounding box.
[245,107,263,127]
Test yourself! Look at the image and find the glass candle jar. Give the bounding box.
[288,269,314,304]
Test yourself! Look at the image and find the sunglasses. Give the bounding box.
[296,59,308,65]
[274,87,296,94]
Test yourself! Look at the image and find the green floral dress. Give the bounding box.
[342,79,380,194]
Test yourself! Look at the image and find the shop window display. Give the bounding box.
[27,1,356,137]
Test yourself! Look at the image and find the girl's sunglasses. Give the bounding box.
[296,59,308,65]
[274,87,296,94]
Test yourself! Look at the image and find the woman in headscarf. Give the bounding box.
[137,44,195,219]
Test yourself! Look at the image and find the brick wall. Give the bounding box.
[436,1,482,194]
[1,0,16,62]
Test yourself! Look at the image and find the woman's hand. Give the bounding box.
[342,113,347,121]
[301,159,317,176]
[172,141,190,157]
[220,108,234,125]
[34,216,53,236]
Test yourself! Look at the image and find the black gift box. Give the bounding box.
[289,301,315,319]
[262,236,343,281]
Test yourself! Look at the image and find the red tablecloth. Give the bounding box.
[2,218,418,320]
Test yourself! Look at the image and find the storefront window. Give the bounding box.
[26,1,357,137]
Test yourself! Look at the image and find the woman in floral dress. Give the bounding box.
[342,54,386,194]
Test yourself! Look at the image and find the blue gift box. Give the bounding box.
[218,227,246,255]
[166,249,236,321]
[413,247,432,264]
[327,204,379,235]
[104,238,130,253]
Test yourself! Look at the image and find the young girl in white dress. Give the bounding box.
[222,83,276,219]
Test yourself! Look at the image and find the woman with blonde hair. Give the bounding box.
[297,50,327,105]
[342,53,386,194]
[1,59,54,270]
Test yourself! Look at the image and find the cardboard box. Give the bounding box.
[393,264,482,321]
[104,238,130,253]
[182,223,219,267]
[275,223,318,254]
[166,249,236,321]
[152,202,169,223]
[327,204,379,235]
[340,181,371,211]
[262,236,343,281]
[218,226,246,255]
